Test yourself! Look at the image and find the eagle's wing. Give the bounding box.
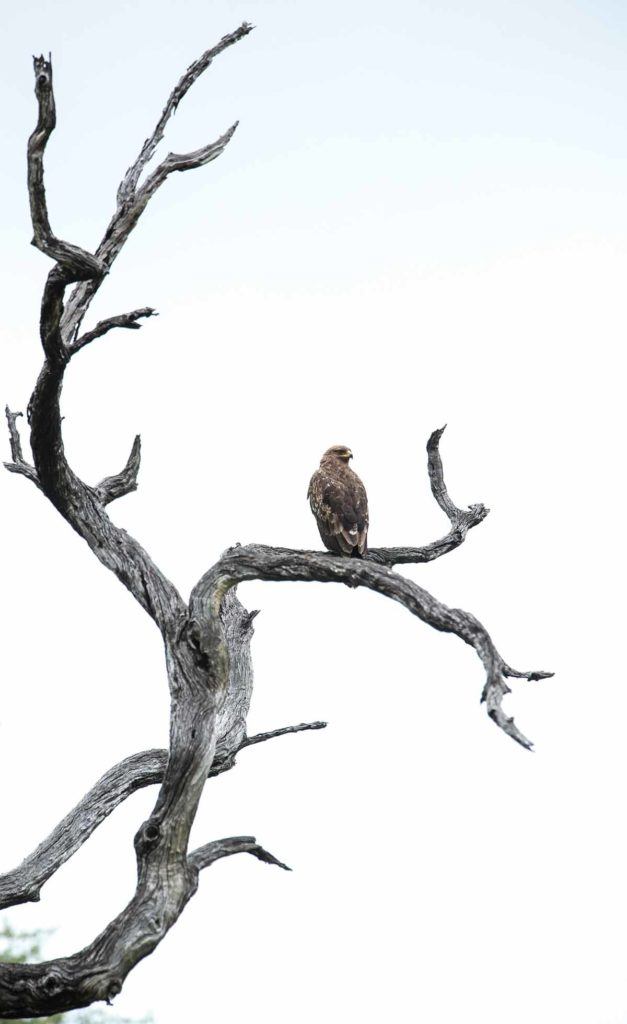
[347,469,369,555]
[308,468,368,555]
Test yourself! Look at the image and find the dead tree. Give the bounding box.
[0,25,552,1018]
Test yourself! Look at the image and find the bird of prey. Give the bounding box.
[308,445,369,556]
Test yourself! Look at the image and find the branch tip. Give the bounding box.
[242,720,328,749]
[115,23,251,207]
[188,835,291,874]
[4,406,39,487]
[427,424,447,448]
[368,426,488,567]
[96,434,142,505]
[192,543,545,749]
[5,406,24,461]
[72,306,157,353]
[250,845,292,872]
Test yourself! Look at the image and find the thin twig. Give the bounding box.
[3,407,39,487]
[71,307,156,354]
[188,836,291,873]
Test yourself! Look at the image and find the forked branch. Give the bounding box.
[117,22,253,203]
[192,541,551,751]
[0,720,324,913]
[60,22,253,344]
[189,427,551,750]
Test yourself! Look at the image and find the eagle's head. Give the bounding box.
[321,445,353,465]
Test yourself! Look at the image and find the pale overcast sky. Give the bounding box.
[1,1,627,1022]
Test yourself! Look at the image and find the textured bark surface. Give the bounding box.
[1,30,551,1018]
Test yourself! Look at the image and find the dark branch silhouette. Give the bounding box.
[71,307,156,354]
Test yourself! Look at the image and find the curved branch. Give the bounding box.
[190,544,552,750]
[0,751,165,912]
[367,426,488,567]
[0,827,284,1018]
[427,424,462,520]
[96,435,141,505]
[28,57,104,281]
[188,835,291,874]
[139,123,238,194]
[0,630,223,1015]
[22,55,186,632]
[0,720,325,913]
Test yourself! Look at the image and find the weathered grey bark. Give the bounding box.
[1,29,551,1018]
[0,719,325,914]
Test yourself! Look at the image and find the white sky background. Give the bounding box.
[1,0,626,1021]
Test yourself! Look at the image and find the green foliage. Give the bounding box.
[0,923,152,1024]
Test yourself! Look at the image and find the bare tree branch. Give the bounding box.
[60,25,253,346]
[3,407,40,487]
[95,435,142,505]
[188,835,291,874]
[139,122,238,194]
[0,718,325,913]
[22,53,185,630]
[210,719,330,777]
[367,425,488,566]
[0,642,221,1015]
[116,23,253,203]
[427,424,463,521]
[71,307,156,355]
[241,721,328,749]
[0,826,280,1013]
[0,751,165,912]
[28,57,105,282]
[5,407,25,462]
[190,543,552,750]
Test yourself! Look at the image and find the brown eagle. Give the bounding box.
[308,445,369,556]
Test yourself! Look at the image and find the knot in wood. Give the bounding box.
[106,978,122,1002]
[135,817,162,855]
[43,972,61,994]
[144,821,161,843]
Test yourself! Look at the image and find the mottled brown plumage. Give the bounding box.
[307,445,369,556]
